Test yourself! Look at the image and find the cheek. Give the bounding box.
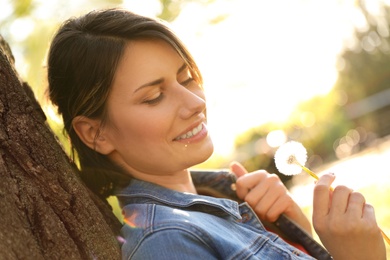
[113,111,172,144]
[115,122,157,144]
[105,98,178,149]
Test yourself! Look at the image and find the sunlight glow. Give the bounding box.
[122,0,161,17]
[10,18,35,41]
[0,1,12,20]
[266,130,287,148]
[44,104,63,124]
[169,0,359,155]
[3,0,366,156]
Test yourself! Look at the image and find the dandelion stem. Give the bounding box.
[298,163,333,191]
[301,166,319,180]
[380,229,390,245]
[292,160,320,180]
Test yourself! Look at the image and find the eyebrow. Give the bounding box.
[134,63,187,93]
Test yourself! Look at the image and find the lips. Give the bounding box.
[174,123,203,141]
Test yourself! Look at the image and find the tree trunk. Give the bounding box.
[0,35,122,259]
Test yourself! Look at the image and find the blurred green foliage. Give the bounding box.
[158,0,218,22]
[13,0,33,17]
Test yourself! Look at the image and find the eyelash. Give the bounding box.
[180,77,194,87]
[142,77,195,105]
[143,92,164,105]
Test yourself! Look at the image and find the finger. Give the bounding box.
[313,173,336,218]
[345,191,365,218]
[255,187,287,222]
[266,196,293,222]
[245,173,283,203]
[235,170,268,191]
[245,174,283,219]
[330,185,353,215]
[361,203,377,224]
[244,176,273,210]
[229,161,248,179]
[254,194,279,221]
[235,170,268,200]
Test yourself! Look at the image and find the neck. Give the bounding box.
[156,170,197,193]
[108,153,198,194]
[131,168,197,194]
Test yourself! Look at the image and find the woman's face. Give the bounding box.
[100,39,214,179]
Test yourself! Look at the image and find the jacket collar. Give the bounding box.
[115,178,242,220]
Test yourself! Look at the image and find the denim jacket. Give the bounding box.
[115,170,333,260]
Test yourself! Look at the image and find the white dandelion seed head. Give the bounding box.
[274,141,308,176]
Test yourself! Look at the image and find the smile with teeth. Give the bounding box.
[175,124,203,141]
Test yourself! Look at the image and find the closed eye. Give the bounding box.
[180,77,194,87]
[143,92,164,105]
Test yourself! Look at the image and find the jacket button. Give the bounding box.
[241,213,250,222]
[292,250,301,256]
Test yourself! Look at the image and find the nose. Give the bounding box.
[176,85,206,119]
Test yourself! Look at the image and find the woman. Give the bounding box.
[47,8,386,260]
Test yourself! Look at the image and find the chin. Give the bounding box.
[196,142,214,164]
[179,139,214,167]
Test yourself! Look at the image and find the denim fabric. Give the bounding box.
[191,170,333,260]
[116,174,320,260]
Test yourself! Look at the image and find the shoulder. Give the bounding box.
[121,203,216,235]
[121,203,218,259]
[123,227,218,260]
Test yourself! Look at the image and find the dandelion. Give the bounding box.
[274,141,319,180]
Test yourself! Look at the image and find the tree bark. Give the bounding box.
[0,35,122,259]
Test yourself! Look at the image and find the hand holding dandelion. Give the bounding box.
[274,141,390,246]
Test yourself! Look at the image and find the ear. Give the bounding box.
[72,116,115,155]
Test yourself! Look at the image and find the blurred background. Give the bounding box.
[1,0,390,254]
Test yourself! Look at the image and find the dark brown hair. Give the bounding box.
[47,8,203,198]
